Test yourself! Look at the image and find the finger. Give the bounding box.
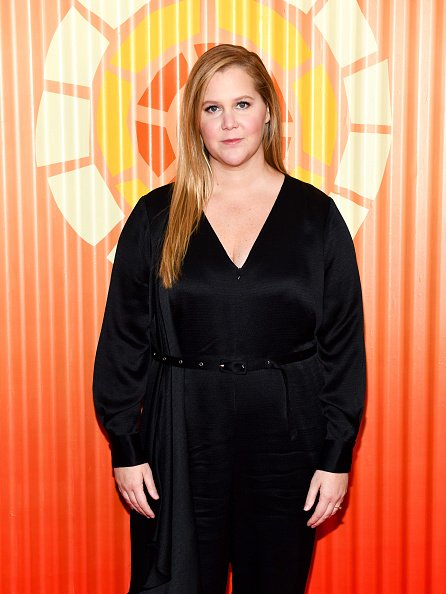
[308,508,331,528]
[128,491,150,517]
[307,501,326,527]
[312,511,334,527]
[330,501,344,516]
[309,501,339,528]
[309,491,346,526]
[122,491,139,513]
[127,492,143,515]
[127,500,138,513]
[120,489,133,509]
[134,487,155,518]
[142,468,160,500]
[307,497,333,527]
[119,485,146,516]
[303,480,320,511]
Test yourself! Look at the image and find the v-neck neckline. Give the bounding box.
[202,174,287,272]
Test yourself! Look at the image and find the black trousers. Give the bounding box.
[184,366,319,594]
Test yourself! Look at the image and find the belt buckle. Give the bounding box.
[219,359,247,374]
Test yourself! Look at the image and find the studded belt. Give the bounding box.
[151,344,317,374]
[152,344,318,441]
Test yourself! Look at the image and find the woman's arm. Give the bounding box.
[316,198,366,473]
[93,197,159,517]
[305,198,366,526]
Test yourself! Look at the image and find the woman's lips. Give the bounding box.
[222,138,242,145]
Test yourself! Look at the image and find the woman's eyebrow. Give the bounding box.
[202,95,255,105]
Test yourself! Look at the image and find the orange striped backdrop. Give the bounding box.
[1,1,445,592]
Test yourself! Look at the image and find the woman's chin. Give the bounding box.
[211,152,260,170]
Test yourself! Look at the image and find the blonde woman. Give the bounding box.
[93,44,366,594]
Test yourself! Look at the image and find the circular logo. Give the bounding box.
[36,0,392,262]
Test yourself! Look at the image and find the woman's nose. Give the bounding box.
[221,111,238,130]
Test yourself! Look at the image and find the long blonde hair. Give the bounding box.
[158,44,287,288]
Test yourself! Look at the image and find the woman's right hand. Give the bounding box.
[113,463,160,518]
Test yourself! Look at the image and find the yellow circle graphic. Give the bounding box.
[35,0,392,261]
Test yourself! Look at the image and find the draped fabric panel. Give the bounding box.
[0,1,445,592]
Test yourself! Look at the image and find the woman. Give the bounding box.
[93,44,366,594]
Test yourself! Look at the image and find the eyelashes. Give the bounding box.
[204,104,219,114]
[203,101,251,114]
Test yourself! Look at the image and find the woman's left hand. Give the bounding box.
[303,469,348,528]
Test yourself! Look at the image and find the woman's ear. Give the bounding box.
[265,106,271,124]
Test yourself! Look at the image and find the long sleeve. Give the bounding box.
[316,199,366,473]
[93,197,152,468]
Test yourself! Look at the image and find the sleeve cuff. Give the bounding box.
[317,439,354,473]
[110,433,145,468]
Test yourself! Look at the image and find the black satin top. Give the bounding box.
[94,174,366,475]
[165,174,366,471]
[168,174,327,359]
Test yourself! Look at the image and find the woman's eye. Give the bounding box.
[236,101,250,109]
[204,105,219,113]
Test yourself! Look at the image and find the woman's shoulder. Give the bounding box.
[284,175,354,248]
[283,174,332,221]
[119,183,173,243]
[139,182,174,222]
[284,174,330,203]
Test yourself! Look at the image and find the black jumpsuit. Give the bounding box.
[93,174,366,594]
[164,174,365,593]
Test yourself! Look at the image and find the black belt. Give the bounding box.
[151,345,317,375]
[152,344,318,441]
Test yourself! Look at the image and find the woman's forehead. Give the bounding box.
[202,67,257,99]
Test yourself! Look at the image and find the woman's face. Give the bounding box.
[199,66,270,171]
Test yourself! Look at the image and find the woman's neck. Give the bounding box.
[210,158,280,196]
